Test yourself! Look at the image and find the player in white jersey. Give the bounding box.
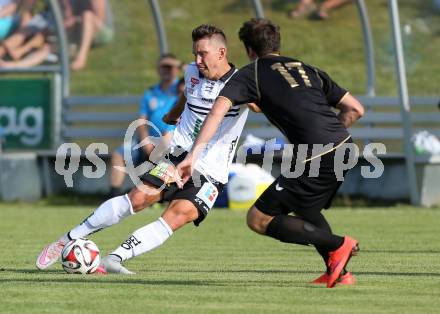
[36,25,251,274]
[169,61,248,184]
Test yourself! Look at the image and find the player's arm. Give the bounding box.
[137,92,155,155]
[136,115,155,156]
[163,94,187,125]
[335,93,365,128]
[176,96,231,187]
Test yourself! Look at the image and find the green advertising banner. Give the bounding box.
[0,78,53,150]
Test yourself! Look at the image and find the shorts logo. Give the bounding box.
[275,183,284,191]
[149,161,175,184]
[196,182,218,210]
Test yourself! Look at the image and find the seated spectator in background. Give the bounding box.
[0,0,57,68]
[289,0,351,20]
[109,53,182,197]
[0,0,19,40]
[63,0,113,71]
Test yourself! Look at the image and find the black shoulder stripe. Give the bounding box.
[187,106,208,116]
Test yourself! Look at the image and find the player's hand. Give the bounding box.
[163,113,179,125]
[247,102,262,113]
[176,155,194,188]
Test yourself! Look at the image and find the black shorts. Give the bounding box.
[255,146,349,217]
[140,150,224,226]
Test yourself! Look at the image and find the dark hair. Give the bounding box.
[238,18,280,57]
[159,53,179,61]
[192,24,227,45]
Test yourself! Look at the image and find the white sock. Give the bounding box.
[68,195,134,239]
[110,217,173,262]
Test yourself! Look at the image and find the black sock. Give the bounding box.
[265,215,344,251]
[294,210,342,273]
[303,213,332,270]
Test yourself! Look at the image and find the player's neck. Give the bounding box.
[212,61,231,81]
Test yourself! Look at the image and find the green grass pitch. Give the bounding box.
[0,203,439,313]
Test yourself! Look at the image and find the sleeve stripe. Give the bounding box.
[336,92,350,107]
[254,59,261,100]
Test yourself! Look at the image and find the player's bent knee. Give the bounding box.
[247,206,273,235]
[128,185,161,212]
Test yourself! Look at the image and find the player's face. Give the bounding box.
[158,63,180,82]
[193,38,223,80]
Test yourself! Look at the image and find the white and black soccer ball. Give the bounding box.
[61,238,100,274]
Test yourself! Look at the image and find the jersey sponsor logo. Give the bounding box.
[204,81,215,93]
[201,97,214,104]
[196,182,218,210]
[188,118,203,141]
[191,77,200,88]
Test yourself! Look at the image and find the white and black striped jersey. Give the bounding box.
[170,62,249,184]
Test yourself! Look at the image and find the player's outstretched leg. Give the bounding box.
[99,199,198,274]
[36,195,135,270]
[36,184,161,270]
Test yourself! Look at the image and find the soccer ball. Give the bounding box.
[61,238,100,274]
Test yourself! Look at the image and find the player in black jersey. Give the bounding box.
[177,18,365,288]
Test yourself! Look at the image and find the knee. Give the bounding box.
[162,201,199,231]
[246,206,273,235]
[127,186,160,212]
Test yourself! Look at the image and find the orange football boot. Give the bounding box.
[327,236,359,288]
[311,271,355,285]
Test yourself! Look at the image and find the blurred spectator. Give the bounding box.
[0,0,19,40]
[109,53,183,197]
[289,0,351,20]
[0,0,57,68]
[63,0,114,71]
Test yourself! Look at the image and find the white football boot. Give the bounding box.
[99,255,135,275]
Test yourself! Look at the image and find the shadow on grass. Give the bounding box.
[0,268,61,274]
[0,270,312,288]
[165,269,440,278]
[2,268,439,281]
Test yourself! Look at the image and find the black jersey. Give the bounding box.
[219,55,350,145]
